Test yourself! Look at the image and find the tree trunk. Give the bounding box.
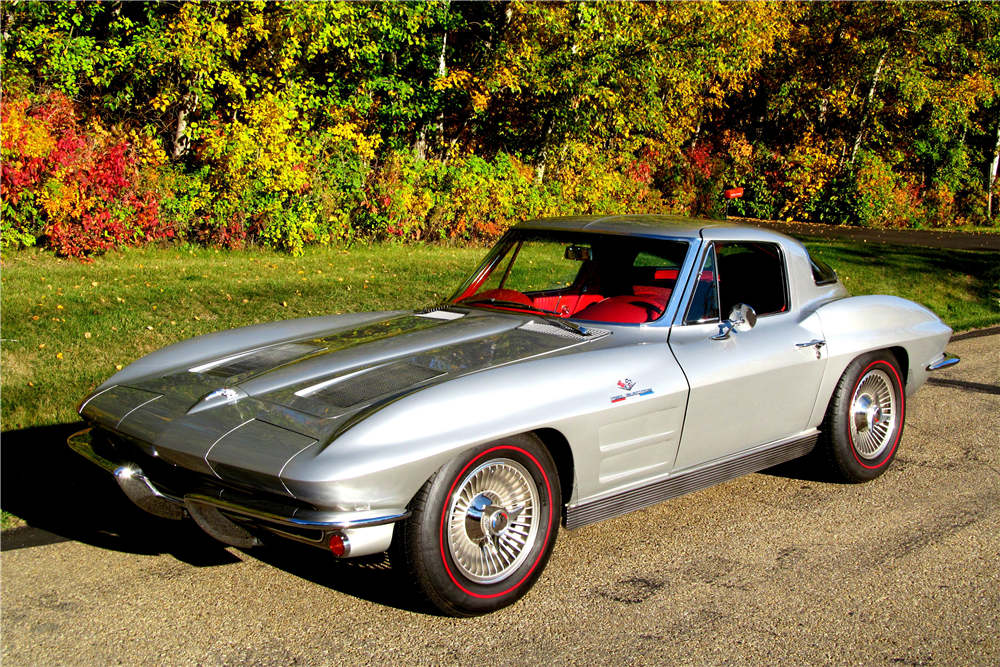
[535,112,554,184]
[172,92,199,160]
[849,50,887,165]
[432,1,450,158]
[989,118,1000,221]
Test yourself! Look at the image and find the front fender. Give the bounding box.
[279,342,690,512]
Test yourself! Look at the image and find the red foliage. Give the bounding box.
[2,92,171,258]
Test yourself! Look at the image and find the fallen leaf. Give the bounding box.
[91,281,98,287]
[28,382,34,387]
[115,364,123,370]
[170,321,176,325]
[57,305,64,310]
[242,299,249,303]
[282,301,288,307]
[38,343,46,349]
[194,316,201,321]
[146,326,154,330]
[32,315,39,320]
[84,332,91,338]
[56,352,63,359]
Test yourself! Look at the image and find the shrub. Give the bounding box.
[1,92,169,257]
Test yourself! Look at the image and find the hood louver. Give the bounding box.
[307,361,444,409]
[192,343,322,379]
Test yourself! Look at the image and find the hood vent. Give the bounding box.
[309,361,444,409]
[517,321,611,341]
[193,343,322,379]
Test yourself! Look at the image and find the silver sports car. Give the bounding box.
[69,215,959,616]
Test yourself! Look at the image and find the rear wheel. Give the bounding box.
[820,351,906,483]
[392,434,561,616]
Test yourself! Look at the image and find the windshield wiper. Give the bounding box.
[460,299,592,336]
[537,315,591,337]
[461,298,558,315]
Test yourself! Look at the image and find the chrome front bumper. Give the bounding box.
[67,428,408,556]
[927,352,961,372]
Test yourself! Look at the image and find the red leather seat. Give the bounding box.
[574,295,667,323]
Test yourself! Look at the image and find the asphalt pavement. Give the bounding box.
[735,218,1000,251]
[1,332,997,666]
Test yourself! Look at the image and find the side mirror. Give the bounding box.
[565,245,593,261]
[710,303,757,340]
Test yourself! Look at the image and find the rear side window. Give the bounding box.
[809,253,838,285]
[715,242,788,316]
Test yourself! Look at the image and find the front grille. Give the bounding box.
[200,343,321,378]
[311,362,444,408]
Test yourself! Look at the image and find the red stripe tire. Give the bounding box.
[820,350,906,483]
[391,434,561,617]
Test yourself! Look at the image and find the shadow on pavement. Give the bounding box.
[0,422,240,566]
[758,448,845,484]
[244,541,436,616]
[0,422,434,614]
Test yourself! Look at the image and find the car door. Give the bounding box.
[668,240,828,471]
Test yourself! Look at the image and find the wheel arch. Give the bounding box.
[888,345,909,386]
[531,427,576,525]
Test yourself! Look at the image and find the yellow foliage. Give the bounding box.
[1,102,55,159]
[329,123,382,161]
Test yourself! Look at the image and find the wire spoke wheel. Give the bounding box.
[849,368,897,460]
[446,458,539,585]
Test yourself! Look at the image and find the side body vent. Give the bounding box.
[311,362,444,408]
[196,343,321,378]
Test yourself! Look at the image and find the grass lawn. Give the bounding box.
[2,239,998,528]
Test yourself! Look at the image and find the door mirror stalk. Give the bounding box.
[710,304,757,340]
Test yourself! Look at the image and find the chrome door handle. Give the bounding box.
[796,339,826,358]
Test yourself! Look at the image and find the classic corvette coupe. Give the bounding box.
[69,214,959,616]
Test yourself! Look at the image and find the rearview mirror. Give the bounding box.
[565,245,593,261]
[710,303,757,340]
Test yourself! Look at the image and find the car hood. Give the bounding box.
[78,309,608,497]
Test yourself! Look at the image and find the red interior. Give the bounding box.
[459,262,681,324]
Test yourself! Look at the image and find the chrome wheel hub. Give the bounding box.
[446,459,538,584]
[849,369,897,459]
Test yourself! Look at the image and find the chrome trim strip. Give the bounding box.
[115,395,162,429]
[203,418,255,478]
[927,352,960,372]
[77,385,117,414]
[183,490,411,530]
[277,439,319,498]
[188,349,263,374]
[565,431,819,530]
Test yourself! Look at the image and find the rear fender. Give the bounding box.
[809,295,951,426]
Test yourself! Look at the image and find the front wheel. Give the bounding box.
[392,434,561,616]
[820,350,906,483]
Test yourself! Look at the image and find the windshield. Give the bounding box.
[448,230,689,324]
